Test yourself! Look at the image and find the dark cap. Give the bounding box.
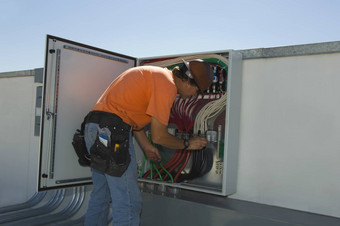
[182,59,213,92]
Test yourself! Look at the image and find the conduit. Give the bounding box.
[0,191,46,214]
[0,189,65,224]
[0,185,115,226]
[7,187,85,226]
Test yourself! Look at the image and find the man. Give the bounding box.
[84,59,213,226]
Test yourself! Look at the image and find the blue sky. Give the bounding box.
[1,0,339,72]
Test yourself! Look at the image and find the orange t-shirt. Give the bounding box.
[92,66,177,130]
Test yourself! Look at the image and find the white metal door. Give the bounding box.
[39,35,136,190]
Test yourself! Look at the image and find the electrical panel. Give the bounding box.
[39,35,242,196]
[135,52,242,196]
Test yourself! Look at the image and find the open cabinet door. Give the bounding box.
[38,35,136,190]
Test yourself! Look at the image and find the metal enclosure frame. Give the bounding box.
[136,51,242,196]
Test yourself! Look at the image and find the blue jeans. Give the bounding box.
[84,123,142,226]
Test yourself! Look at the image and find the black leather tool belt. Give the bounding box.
[86,111,131,177]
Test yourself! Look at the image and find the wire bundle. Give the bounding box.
[176,94,227,183]
[141,95,221,183]
[169,95,203,133]
[176,145,214,182]
[193,93,227,135]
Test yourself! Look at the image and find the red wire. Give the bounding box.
[143,150,181,179]
[162,94,211,182]
[169,96,184,132]
[163,150,186,180]
[187,94,204,131]
[182,96,197,131]
[174,150,191,182]
[152,150,181,179]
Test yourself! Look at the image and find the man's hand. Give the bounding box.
[187,136,208,150]
[150,117,209,150]
[144,144,161,162]
[133,129,162,162]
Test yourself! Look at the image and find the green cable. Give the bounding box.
[166,58,228,71]
[147,132,154,179]
[152,162,163,181]
[150,161,153,179]
[203,58,228,71]
[160,163,174,183]
[146,131,173,182]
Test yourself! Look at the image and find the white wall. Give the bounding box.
[231,52,340,218]
[1,50,340,219]
[0,75,40,206]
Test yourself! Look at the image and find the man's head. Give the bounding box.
[172,59,213,98]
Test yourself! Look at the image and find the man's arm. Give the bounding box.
[133,129,161,162]
[150,117,208,150]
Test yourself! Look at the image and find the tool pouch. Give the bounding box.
[72,129,91,167]
[90,135,130,177]
[87,111,131,177]
[72,112,92,167]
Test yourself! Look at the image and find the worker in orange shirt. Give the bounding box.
[83,59,213,226]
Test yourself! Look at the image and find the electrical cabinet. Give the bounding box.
[39,35,242,196]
